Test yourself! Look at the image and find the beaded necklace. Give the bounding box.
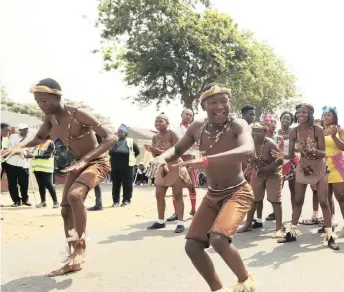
[64,106,102,152]
[278,128,290,140]
[253,138,266,166]
[197,118,231,156]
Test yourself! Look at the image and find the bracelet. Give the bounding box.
[202,156,209,167]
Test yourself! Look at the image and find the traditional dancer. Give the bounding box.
[311,106,344,232]
[252,115,282,225]
[148,84,257,291]
[273,103,339,250]
[167,109,198,222]
[1,78,116,275]
[279,111,299,211]
[145,113,191,233]
[237,122,284,238]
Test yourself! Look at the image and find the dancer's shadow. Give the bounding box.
[1,275,72,292]
[244,236,328,270]
[98,220,188,244]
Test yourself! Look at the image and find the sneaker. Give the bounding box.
[37,202,47,208]
[266,213,275,221]
[53,202,59,209]
[112,203,119,207]
[87,205,103,211]
[175,225,185,233]
[22,201,32,206]
[252,221,263,229]
[121,201,130,207]
[147,222,166,230]
[167,213,178,222]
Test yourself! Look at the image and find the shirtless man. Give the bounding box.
[237,122,284,238]
[147,83,256,291]
[1,78,116,276]
[167,108,198,222]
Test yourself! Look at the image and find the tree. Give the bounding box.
[95,0,298,116]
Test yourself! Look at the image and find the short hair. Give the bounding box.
[1,123,9,129]
[37,78,62,91]
[327,109,338,126]
[280,111,294,123]
[182,108,193,114]
[241,104,255,115]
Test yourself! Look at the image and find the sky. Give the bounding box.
[1,0,343,130]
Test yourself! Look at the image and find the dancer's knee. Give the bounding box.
[61,206,71,219]
[319,196,329,209]
[185,239,204,257]
[294,197,304,207]
[67,183,88,205]
[209,233,231,252]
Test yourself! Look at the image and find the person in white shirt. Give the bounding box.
[5,124,31,207]
[167,109,198,222]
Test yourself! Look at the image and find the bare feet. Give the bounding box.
[48,263,82,277]
[272,229,285,238]
[48,245,86,277]
[237,225,252,233]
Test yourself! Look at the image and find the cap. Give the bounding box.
[18,123,29,130]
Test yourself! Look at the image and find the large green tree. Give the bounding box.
[96,0,298,117]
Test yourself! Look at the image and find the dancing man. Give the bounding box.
[146,113,191,233]
[273,103,339,250]
[148,84,256,291]
[237,122,284,238]
[1,78,116,275]
[167,109,198,222]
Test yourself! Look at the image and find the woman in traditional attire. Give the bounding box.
[145,113,191,233]
[273,103,339,250]
[278,111,299,211]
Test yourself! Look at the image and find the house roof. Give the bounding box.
[1,111,43,129]
[129,127,157,138]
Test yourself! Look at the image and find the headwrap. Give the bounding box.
[157,113,169,123]
[199,85,231,104]
[118,124,129,133]
[251,122,268,130]
[322,106,337,114]
[296,103,314,114]
[30,78,63,96]
[263,115,276,124]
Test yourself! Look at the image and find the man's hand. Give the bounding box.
[0,146,26,160]
[171,158,204,169]
[62,159,87,173]
[271,149,285,160]
[146,156,169,178]
[257,164,276,177]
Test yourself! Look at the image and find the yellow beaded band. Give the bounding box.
[251,122,268,130]
[30,85,63,96]
[199,85,231,103]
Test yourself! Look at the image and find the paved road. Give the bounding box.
[1,185,344,292]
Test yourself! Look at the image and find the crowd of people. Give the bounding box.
[1,79,344,291]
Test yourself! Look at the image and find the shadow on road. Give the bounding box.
[98,221,188,244]
[1,276,72,292]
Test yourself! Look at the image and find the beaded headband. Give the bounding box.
[199,85,231,104]
[30,85,63,96]
[251,122,268,130]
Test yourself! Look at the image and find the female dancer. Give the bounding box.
[145,113,191,233]
[314,106,344,232]
[273,103,339,250]
[278,111,299,210]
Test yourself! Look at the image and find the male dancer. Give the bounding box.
[167,108,198,222]
[241,104,256,125]
[1,78,116,276]
[148,83,256,291]
[237,122,284,238]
